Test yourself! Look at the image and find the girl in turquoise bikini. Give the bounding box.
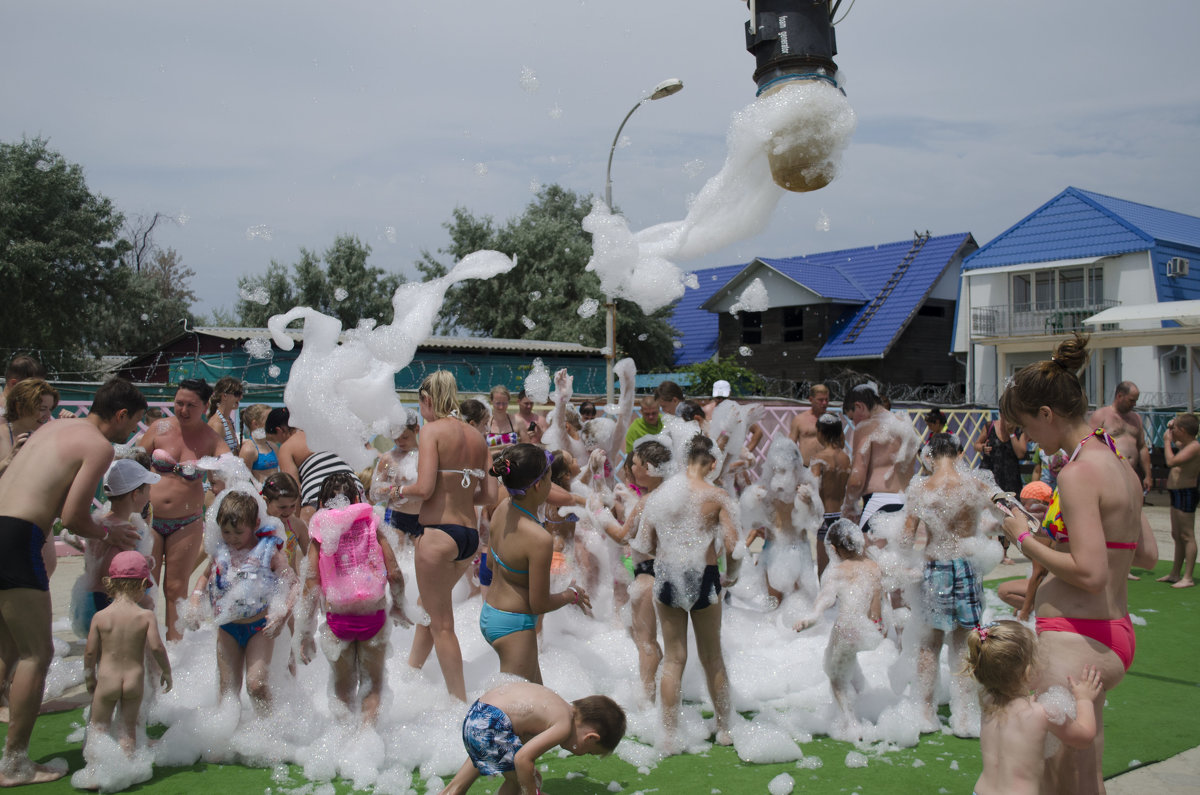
[482,444,591,683]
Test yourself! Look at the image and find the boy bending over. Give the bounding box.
[440,681,625,795]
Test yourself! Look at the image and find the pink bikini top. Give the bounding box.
[1041,428,1138,550]
[151,448,202,482]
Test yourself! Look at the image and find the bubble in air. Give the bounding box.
[683,159,706,178]
[530,290,542,300]
[637,333,648,341]
[244,337,273,360]
[521,315,536,330]
[245,224,273,241]
[519,67,540,93]
[524,358,551,404]
[334,287,349,302]
[267,364,281,378]
[35,159,52,172]
[474,163,489,176]
[738,346,752,356]
[684,273,699,290]
[815,209,831,232]
[673,340,683,349]
[577,298,600,318]
[530,179,542,193]
[384,226,397,244]
[240,286,270,305]
[176,211,190,226]
[140,313,150,321]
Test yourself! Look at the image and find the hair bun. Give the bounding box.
[1050,333,1089,374]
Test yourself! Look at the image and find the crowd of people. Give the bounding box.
[0,336,1180,793]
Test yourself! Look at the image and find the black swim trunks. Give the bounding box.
[633,559,655,578]
[427,523,480,561]
[0,516,50,591]
[1170,487,1200,514]
[656,564,721,611]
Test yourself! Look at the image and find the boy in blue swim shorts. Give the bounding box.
[440,681,625,794]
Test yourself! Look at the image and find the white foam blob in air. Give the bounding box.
[577,298,600,318]
[524,358,551,404]
[519,66,540,93]
[333,287,348,302]
[244,337,273,360]
[729,278,769,316]
[815,209,831,232]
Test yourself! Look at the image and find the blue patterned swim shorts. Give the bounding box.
[922,557,983,632]
[463,699,523,775]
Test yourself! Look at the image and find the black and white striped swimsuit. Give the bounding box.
[298,451,356,506]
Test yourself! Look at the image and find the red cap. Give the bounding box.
[108,550,150,580]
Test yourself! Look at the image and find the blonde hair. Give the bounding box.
[422,371,460,419]
[216,491,259,533]
[103,576,147,600]
[5,378,59,421]
[241,403,271,432]
[1000,334,1090,424]
[489,384,510,403]
[963,620,1037,714]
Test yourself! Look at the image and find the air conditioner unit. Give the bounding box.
[1168,353,1188,374]
[1167,257,1190,277]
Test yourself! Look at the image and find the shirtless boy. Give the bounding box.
[440,681,625,795]
[810,412,851,578]
[840,384,920,534]
[789,383,832,464]
[0,377,145,785]
[1089,382,1152,492]
[1159,413,1200,588]
[83,551,172,755]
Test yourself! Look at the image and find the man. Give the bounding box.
[1089,381,1153,492]
[516,389,548,436]
[788,383,832,463]
[624,395,663,453]
[0,377,145,785]
[840,384,920,532]
[654,380,685,419]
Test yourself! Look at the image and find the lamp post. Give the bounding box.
[602,78,684,406]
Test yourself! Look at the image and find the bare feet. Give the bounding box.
[1171,579,1195,589]
[1000,557,1016,566]
[0,755,68,787]
[1127,573,1141,581]
[1157,574,1181,584]
[714,728,733,747]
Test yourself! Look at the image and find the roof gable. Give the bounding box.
[963,187,1200,271]
[670,262,751,365]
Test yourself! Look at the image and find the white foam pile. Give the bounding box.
[583,80,855,314]
[524,358,551,404]
[729,278,769,316]
[267,250,517,470]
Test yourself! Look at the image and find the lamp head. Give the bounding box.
[647,79,684,101]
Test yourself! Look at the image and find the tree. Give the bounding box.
[674,356,766,398]
[416,184,678,371]
[0,137,129,371]
[235,235,402,329]
[91,247,199,355]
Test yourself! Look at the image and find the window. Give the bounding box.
[782,306,804,342]
[1010,265,1104,311]
[918,304,946,318]
[741,311,762,345]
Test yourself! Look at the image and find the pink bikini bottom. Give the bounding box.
[1036,614,1135,670]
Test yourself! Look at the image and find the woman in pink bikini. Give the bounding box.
[998,334,1157,795]
[138,378,230,640]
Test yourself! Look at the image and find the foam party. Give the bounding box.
[2,2,1191,795]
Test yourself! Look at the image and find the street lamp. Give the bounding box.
[602,78,685,405]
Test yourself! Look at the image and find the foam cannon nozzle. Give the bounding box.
[746,0,846,192]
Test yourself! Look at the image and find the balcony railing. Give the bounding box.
[970,299,1119,338]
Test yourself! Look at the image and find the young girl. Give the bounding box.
[482,444,591,684]
[967,621,1103,795]
[793,519,885,740]
[238,403,280,484]
[188,490,296,714]
[299,473,408,725]
[260,472,310,575]
[368,410,424,543]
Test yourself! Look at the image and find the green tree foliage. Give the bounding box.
[675,355,765,398]
[416,184,678,371]
[92,247,198,355]
[0,137,129,371]
[235,235,402,329]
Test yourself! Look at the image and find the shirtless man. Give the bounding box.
[1089,382,1152,492]
[0,377,145,786]
[810,413,851,578]
[841,384,920,535]
[789,383,832,464]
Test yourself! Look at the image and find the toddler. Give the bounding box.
[967,621,1102,795]
[440,681,625,795]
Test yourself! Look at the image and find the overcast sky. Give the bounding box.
[4,1,1199,319]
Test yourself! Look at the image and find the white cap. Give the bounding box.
[712,380,731,398]
[103,459,160,497]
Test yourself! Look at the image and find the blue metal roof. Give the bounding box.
[670,234,973,364]
[814,233,974,360]
[963,187,1200,271]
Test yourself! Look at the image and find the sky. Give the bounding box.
[4,1,1200,320]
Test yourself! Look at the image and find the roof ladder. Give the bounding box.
[841,230,931,343]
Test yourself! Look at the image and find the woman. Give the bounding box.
[633,435,738,751]
[486,385,521,449]
[403,371,493,701]
[482,444,590,683]
[206,377,244,453]
[974,413,1027,563]
[998,334,1157,794]
[139,378,230,641]
[237,403,280,484]
[0,379,59,461]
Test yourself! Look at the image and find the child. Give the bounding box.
[261,472,311,575]
[967,621,1102,795]
[793,519,885,740]
[188,490,296,713]
[809,412,851,579]
[298,472,408,725]
[82,551,172,755]
[997,480,1053,617]
[73,459,159,638]
[237,403,280,483]
[368,410,424,542]
[1159,412,1200,588]
[439,681,625,795]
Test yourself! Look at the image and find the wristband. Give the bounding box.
[1017,530,1032,546]
[568,586,579,605]
[101,525,110,541]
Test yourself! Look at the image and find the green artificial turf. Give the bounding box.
[5,574,1196,794]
